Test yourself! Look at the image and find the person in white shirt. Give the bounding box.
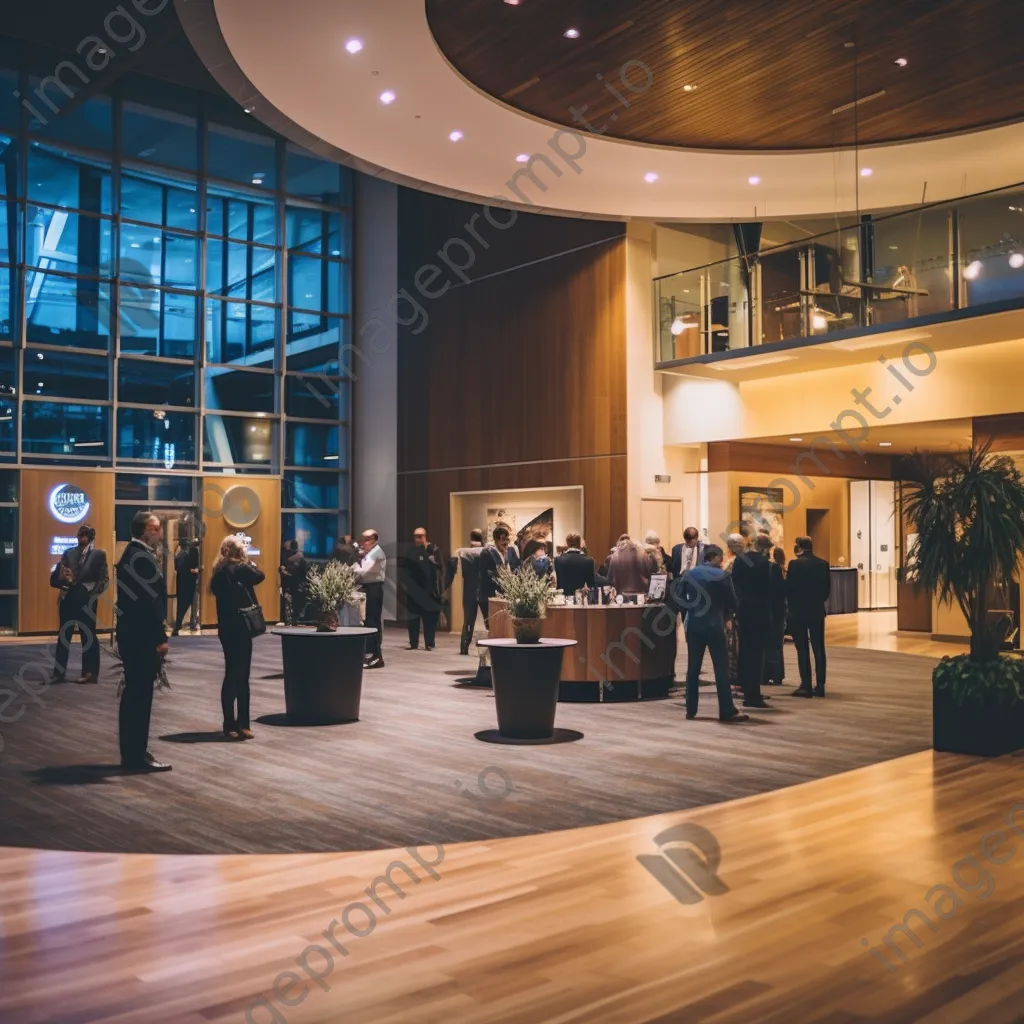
[356,529,387,668]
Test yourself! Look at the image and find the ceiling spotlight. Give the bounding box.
[894,57,908,67]
[243,105,255,114]
[964,260,983,280]
[1010,253,1024,269]
[789,437,803,442]
[748,175,761,185]
[345,38,363,54]
[682,84,697,92]
[563,27,580,38]
[644,171,659,183]
[379,90,396,104]
[504,0,521,4]
[448,130,463,142]
[516,153,530,163]
[860,167,873,177]
[879,442,893,447]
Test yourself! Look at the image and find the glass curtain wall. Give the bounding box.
[0,61,352,578]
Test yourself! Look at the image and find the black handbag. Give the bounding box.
[236,573,266,636]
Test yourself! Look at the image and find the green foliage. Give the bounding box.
[933,653,1023,708]
[306,560,359,611]
[900,445,1024,663]
[496,563,555,618]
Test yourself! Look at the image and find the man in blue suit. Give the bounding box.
[680,544,749,724]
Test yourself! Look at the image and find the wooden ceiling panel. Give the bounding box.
[426,0,1024,150]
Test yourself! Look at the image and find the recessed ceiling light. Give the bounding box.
[860,167,873,177]
[345,38,363,54]
[894,57,908,67]
[448,130,463,142]
[380,90,396,104]
[1010,253,1024,269]
[964,260,983,280]
[504,0,521,5]
[889,244,899,250]
[243,105,255,114]
[644,172,659,183]
[879,442,893,447]
[748,175,761,185]
[516,153,530,163]
[564,27,580,38]
[682,84,697,92]
[789,437,803,442]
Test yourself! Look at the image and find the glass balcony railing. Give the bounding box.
[655,182,1024,366]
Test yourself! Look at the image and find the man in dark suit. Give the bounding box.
[116,511,171,772]
[402,527,443,650]
[554,532,595,597]
[670,526,705,578]
[786,535,831,697]
[172,538,200,636]
[681,544,748,723]
[49,523,109,684]
[729,533,772,709]
[448,528,488,655]
[478,526,520,630]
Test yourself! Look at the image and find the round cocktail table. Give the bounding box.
[271,626,377,724]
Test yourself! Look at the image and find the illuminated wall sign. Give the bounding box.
[48,483,90,525]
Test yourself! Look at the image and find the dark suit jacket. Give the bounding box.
[50,544,109,605]
[786,552,832,620]
[767,561,787,623]
[670,541,705,578]
[731,550,772,628]
[554,549,595,596]
[681,564,737,635]
[115,540,167,653]
[478,545,521,602]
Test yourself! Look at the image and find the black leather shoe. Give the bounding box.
[142,752,172,772]
[685,710,697,719]
[366,658,385,669]
[743,698,771,709]
[721,711,750,723]
[813,687,826,698]
[791,687,814,698]
[49,674,66,684]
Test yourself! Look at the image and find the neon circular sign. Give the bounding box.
[48,483,91,525]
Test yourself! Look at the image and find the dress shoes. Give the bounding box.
[122,752,172,772]
[685,710,697,720]
[49,673,66,684]
[791,687,814,698]
[742,698,771,709]
[813,687,826,698]
[75,673,97,684]
[366,657,385,669]
[721,711,750,723]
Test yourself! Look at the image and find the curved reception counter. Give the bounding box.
[487,599,677,701]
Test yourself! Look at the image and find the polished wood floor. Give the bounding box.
[0,626,938,853]
[827,610,969,657]
[1,749,1022,1024]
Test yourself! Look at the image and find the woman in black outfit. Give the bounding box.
[211,535,265,739]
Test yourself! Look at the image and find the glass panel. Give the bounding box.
[119,287,197,359]
[25,206,112,276]
[0,70,19,131]
[118,358,195,407]
[960,187,1024,308]
[0,593,16,632]
[27,145,112,214]
[870,209,953,324]
[117,408,197,467]
[27,85,112,152]
[286,421,343,467]
[28,348,108,400]
[115,473,194,502]
[286,207,345,256]
[281,512,338,560]
[0,506,15,592]
[207,190,277,245]
[0,198,11,263]
[657,268,702,362]
[285,311,348,373]
[205,299,277,365]
[286,145,346,205]
[0,375,14,452]
[204,367,275,412]
[207,239,277,301]
[22,401,109,455]
[122,102,198,171]
[289,256,346,313]
[207,123,276,189]
[0,265,13,340]
[121,172,199,232]
[285,372,347,420]
[0,468,18,499]
[203,414,277,468]
[121,223,198,288]
[0,136,15,199]
[282,470,339,510]
[25,272,110,349]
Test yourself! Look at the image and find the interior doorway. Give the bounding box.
[640,498,683,556]
[850,480,896,609]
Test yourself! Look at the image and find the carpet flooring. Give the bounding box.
[0,626,937,854]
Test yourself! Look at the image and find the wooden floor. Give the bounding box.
[1,749,1022,1023]
[0,625,939,854]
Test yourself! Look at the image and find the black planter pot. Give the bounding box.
[933,681,1024,756]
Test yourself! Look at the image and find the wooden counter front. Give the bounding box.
[487,600,677,701]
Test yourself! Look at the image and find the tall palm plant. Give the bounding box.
[901,444,1024,663]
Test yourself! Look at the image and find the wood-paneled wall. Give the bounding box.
[395,190,628,561]
[707,441,895,479]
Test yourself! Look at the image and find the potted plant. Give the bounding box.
[496,563,556,643]
[901,445,1024,756]
[305,560,360,632]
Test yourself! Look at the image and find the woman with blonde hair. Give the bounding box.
[210,535,266,739]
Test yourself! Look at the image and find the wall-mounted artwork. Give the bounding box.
[739,487,784,546]
[516,508,554,558]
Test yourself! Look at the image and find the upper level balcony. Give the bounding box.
[655,182,1024,373]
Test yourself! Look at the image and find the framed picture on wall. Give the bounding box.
[739,486,784,546]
